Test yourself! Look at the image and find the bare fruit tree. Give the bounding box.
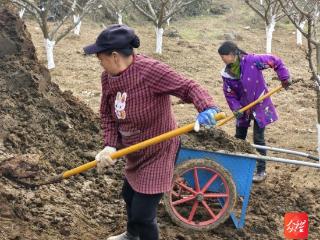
[129,0,200,54]
[101,0,130,24]
[278,0,320,158]
[10,0,99,69]
[245,0,286,53]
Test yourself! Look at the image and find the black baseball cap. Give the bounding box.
[83,24,139,54]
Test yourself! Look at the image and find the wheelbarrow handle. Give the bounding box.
[217,85,283,126]
[58,112,227,180]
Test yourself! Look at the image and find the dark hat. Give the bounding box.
[83,24,140,54]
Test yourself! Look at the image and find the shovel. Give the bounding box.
[10,85,284,187]
[216,85,283,126]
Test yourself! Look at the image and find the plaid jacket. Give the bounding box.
[100,54,216,194]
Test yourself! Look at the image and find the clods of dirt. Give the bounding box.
[0,4,319,240]
[181,128,255,153]
[0,5,103,173]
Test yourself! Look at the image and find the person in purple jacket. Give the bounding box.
[83,24,221,240]
[218,41,291,183]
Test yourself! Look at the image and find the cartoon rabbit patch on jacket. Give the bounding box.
[115,92,127,119]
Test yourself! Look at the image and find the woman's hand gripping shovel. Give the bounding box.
[9,85,284,188]
[217,85,284,126]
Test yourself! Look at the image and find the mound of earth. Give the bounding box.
[0,5,319,240]
[181,128,254,153]
[0,5,102,176]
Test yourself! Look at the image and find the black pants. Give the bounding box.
[235,120,267,173]
[122,179,163,240]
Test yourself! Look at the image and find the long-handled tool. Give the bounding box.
[216,85,283,126]
[15,85,284,187]
[41,113,227,185]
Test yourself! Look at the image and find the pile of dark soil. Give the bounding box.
[181,128,254,154]
[0,6,102,175]
[0,5,319,240]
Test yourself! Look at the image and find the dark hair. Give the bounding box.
[131,35,140,48]
[102,35,140,57]
[218,41,246,55]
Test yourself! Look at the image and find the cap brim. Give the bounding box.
[83,43,105,55]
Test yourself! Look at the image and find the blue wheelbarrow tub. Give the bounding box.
[176,147,257,229]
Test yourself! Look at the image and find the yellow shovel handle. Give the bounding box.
[217,85,283,126]
[62,112,226,179]
[62,85,283,179]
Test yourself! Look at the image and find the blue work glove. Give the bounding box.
[194,107,220,132]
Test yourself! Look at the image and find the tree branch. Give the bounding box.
[50,4,76,40]
[164,0,199,22]
[157,1,168,27]
[278,0,318,45]
[306,18,318,80]
[146,0,156,18]
[290,0,309,17]
[55,0,98,44]
[129,0,156,23]
[11,0,37,16]
[245,0,266,20]
[11,0,41,14]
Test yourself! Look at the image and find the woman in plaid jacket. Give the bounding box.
[84,24,221,240]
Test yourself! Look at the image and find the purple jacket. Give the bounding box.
[222,54,290,128]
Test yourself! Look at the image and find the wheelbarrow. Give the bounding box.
[163,148,255,231]
[163,145,320,231]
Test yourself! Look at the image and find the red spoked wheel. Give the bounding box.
[164,159,236,231]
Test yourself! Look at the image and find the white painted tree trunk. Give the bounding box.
[265,16,276,54]
[317,80,320,161]
[117,12,123,25]
[73,15,81,35]
[317,123,320,161]
[155,27,164,54]
[296,21,306,46]
[45,39,56,70]
[19,8,25,18]
[167,17,171,27]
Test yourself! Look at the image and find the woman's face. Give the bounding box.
[96,52,119,75]
[220,54,237,65]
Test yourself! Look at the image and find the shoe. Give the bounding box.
[253,171,267,183]
[107,231,140,240]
